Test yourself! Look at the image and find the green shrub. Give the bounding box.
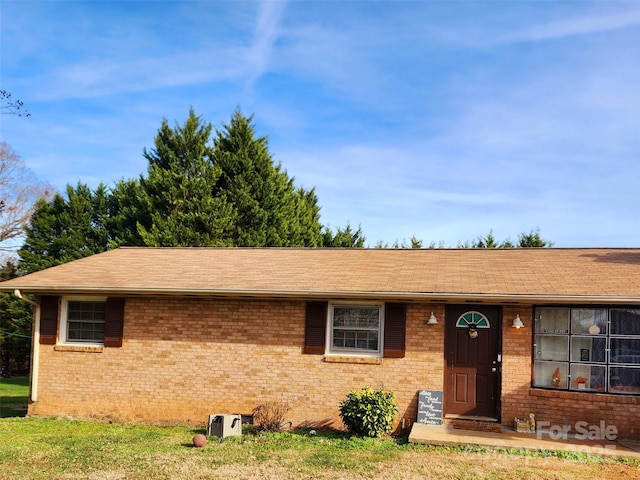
[339,387,398,437]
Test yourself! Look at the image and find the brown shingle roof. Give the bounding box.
[2,247,640,303]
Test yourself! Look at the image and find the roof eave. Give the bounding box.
[3,285,640,305]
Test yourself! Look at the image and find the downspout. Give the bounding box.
[14,290,40,402]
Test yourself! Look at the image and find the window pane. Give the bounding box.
[330,305,381,354]
[571,309,607,335]
[68,320,104,341]
[533,361,568,388]
[345,331,356,348]
[332,329,378,352]
[66,301,106,343]
[610,309,640,336]
[535,335,569,361]
[610,338,640,364]
[609,367,640,394]
[570,364,606,392]
[333,306,379,329]
[535,308,569,333]
[571,336,606,363]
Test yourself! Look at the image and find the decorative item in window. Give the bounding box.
[580,348,590,362]
[573,376,588,390]
[588,324,601,335]
[552,367,562,387]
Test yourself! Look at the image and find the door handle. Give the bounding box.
[491,367,497,373]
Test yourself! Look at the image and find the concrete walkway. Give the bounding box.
[409,422,640,459]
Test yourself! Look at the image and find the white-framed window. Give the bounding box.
[327,303,384,356]
[533,307,640,394]
[60,296,107,345]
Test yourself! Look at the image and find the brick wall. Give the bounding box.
[30,298,445,430]
[501,305,534,422]
[29,298,640,439]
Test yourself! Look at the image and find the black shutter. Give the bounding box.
[384,303,406,358]
[303,301,327,354]
[39,296,60,345]
[104,297,125,348]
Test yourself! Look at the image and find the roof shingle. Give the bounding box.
[2,247,640,303]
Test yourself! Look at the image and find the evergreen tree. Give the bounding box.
[19,183,110,273]
[322,223,366,248]
[457,229,551,249]
[518,228,553,247]
[136,109,236,247]
[106,178,147,247]
[0,261,32,376]
[212,109,322,246]
[470,230,505,248]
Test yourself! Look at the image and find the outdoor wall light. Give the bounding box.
[426,312,438,325]
[512,314,524,329]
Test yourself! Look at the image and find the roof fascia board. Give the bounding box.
[2,286,639,304]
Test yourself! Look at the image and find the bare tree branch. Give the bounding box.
[0,142,53,251]
[0,90,31,117]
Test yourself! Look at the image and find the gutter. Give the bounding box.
[13,290,40,403]
[4,286,640,305]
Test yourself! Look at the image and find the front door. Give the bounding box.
[444,305,501,419]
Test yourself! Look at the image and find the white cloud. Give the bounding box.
[503,7,640,43]
[244,0,288,89]
[27,49,246,101]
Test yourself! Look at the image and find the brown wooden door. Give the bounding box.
[444,305,501,419]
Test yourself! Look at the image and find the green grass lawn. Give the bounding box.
[0,379,637,479]
[0,376,28,418]
[0,416,638,480]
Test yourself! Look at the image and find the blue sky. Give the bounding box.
[1,1,639,247]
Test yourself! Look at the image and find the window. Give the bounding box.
[328,303,383,356]
[534,307,640,394]
[303,301,404,358]
[456,311,490,328]
[60,297,106,344]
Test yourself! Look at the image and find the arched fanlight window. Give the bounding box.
[456,311,490,328]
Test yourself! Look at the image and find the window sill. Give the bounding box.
[530,387,640,400]
[323,355,383,365]
[54,345,104,353]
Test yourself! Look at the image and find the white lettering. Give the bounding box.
[587,424,601,440]
[574,421,589,440]
[536,421,550,440]
[549,425,565,440]
[604,424,618,441]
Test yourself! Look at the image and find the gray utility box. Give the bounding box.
[206,414,242,438]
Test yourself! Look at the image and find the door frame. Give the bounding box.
[443,304,502,420]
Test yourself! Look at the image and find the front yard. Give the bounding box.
[1,379,638,479]
[0,416,638,480]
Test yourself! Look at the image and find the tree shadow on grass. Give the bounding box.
[0,377,29,418]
